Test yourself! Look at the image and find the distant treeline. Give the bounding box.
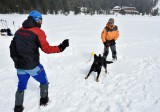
[0,0,159,15]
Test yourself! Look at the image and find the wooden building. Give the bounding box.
[112,6,139,15]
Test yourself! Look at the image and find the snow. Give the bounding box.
[0,14,160,112]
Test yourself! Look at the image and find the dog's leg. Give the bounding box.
[103,63,107,73]
[102,60,107,73]
[105,68,107,74]
[96,70,101,82]
[85,69,92,79]
[105,65,107,74]
[102,58,108,73]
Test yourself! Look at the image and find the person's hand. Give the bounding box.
[103,40,110,47]
[110,39,116,45]
[58,39,69,52]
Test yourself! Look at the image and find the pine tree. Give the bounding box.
[0,0,159,15]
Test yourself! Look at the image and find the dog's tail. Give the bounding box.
[106,61,113,64]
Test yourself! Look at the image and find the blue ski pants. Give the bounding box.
[16,64,48,91]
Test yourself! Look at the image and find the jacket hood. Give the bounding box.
[22,16,41,28]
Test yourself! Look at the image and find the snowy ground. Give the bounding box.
[0,14,160,112]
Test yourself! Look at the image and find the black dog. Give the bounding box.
[85,54,113,82]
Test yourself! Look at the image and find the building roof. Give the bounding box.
[112,6,121,11]
[122,6,136,10]
[112,6,139,13]
[122,6,138,13]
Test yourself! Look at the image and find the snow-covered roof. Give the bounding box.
[122,6,137,10]
[113,6,121,9]
[112,6,121,11]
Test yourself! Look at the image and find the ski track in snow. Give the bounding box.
[0,14,160,112]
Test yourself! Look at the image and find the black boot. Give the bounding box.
[40,96,49,106]
[112,55,117,61]
[112,51,117,61]
[14,105,24,112]
[15,90,24,106]
[40,83,49,106]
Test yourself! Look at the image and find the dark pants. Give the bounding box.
[103,44,117,60]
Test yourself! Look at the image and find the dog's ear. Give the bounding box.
[94,54,98,59]
[99,54,101,58]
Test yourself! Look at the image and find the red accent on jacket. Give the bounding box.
[20,27,61,54]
